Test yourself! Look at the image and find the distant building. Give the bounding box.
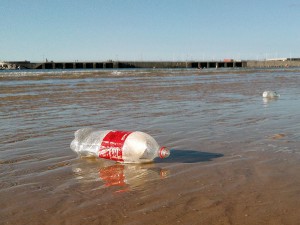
[266,58,288,61]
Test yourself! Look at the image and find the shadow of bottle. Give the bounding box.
[154,149,224,163]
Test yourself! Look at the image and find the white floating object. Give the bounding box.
[262,91,280,98]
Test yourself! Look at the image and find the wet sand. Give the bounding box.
[1,68,300,224]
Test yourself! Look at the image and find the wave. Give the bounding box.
[1,67,300,80]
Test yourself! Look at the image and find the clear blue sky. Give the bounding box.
[1,0,299,61]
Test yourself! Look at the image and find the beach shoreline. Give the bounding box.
[1,68,299,224]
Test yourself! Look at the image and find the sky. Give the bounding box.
[0,0,299,62]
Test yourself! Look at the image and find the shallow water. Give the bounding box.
[1,68,300,224]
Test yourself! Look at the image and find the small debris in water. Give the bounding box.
[271,134,286,139]
[262,91,280,98]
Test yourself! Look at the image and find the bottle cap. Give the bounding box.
[159,147,170,159]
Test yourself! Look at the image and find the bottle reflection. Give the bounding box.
[73,161,169,193]
[99,164,169,192]
[99,164,128,191]
[263,97,278,106]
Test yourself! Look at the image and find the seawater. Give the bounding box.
[1,68,300,225]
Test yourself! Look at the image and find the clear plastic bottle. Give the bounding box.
[70,128,170,163]
[262,91,280,98]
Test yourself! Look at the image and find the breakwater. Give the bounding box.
[1,60,244,70]
[1,59,300,70]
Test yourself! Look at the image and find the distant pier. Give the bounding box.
[1,58,300,70]
[0,60,244,70]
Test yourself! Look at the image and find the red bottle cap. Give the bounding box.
[159,147,170,159]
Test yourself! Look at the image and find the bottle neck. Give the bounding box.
[159,147,170,159]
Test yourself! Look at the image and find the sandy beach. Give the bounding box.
[1,68,300,225]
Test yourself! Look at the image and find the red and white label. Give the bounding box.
[99,131,132,162]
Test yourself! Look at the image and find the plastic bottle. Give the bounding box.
[70,128,170,163]
[262,91,280,98]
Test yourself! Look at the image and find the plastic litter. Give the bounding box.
[262,91,280,98]
[70,128,170,163]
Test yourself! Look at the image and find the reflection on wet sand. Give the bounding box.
[72,159,169,193]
